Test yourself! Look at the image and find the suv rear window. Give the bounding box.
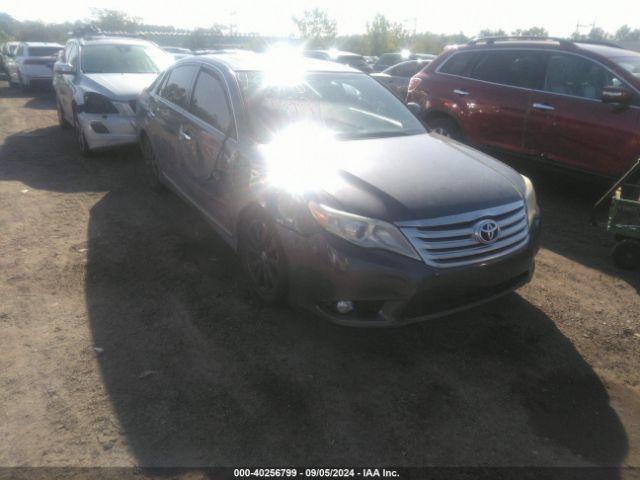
[470,51,544,88]
[439,51,478,76]
[28,47,61,57]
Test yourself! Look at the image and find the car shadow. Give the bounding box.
[496,155,639,294]
[0,125,630,471]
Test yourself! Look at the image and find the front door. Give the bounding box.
[150,64,198,187]
[179,67,238,234]
[524,52,640,177]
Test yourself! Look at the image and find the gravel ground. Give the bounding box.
[0,79,638,474]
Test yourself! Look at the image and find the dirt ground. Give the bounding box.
[0,77,639,474]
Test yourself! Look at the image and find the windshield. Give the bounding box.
[238,71,425,143]
[81,44,171,74]
[612,56,640,78]
[28,47,61,57]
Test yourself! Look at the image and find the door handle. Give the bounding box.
[453,89,469,96]
[148,110,156,118]
[532,102,555,111]
[179,129,192,141]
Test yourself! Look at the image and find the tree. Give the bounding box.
[511,26,548,37]
[615,25,640,41]
[477,29,507,39]
[89,9,141,32]
[364,14,408,55]
[292,8,337,48]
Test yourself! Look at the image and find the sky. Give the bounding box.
[2,0,639,37]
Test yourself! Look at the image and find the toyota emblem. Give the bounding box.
[474,219,500,244]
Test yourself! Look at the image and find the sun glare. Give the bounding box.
[261,122,341,195]
[262,43,306,87]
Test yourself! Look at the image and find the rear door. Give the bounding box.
[151,64,198,189]
[524,52,640,176]
[180,66,238,234]
[460,49,545,154]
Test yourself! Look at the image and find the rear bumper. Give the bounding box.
[77,112,138,150]
[281,216,541,327]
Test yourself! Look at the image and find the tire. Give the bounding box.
[426,116,464,141]
[140,134,165,192]
[612,239,640,270]
[73,109,93,157]
[17,72,28,92]
[239,210,288,304]
[57,100,71,130]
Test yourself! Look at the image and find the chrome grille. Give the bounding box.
[397,201,529,268]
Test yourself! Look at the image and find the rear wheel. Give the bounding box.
[239,210,288,304]
[57,100,71,130]
[17,72,28,92]
[613,239,640,270]
[140,134,165,191]
[426,116,463,141]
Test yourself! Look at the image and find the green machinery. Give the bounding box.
[593,158,640,270]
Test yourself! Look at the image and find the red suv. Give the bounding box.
[407,37,640,177]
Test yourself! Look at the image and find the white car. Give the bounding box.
[1,41,19,74]
[53,34,172,156]
[7,42,63,89]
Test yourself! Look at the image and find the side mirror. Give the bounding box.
[602,86,633,105]
[407,102,421,116]
[54,62,75,75]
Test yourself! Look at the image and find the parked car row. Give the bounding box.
[1,41,63,90]
[1,33,543,326]
[48,38,542,325]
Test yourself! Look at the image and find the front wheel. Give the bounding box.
[239,211,288,304]
[613,239,640,270]
[73,110,93,157]
[57,100,71,130]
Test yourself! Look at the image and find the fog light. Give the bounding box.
[335,300,354,314]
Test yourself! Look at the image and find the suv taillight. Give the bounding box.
[408,76,422,93]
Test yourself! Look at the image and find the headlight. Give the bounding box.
[83,92,118,114]
[521,175,539,226]
[308,202,420,261]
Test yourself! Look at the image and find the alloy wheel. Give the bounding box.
[243,216,285,301]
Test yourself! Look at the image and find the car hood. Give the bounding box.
[306,133,526,222]
[82,73,159,101]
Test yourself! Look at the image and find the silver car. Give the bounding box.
[53,34,172,156]
[1,41,19,74]
[6,42,62,89]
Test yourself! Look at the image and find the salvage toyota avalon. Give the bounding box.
[135,52,541,326]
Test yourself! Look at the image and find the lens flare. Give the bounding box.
[260,121,341,195]
[263,44,306,87]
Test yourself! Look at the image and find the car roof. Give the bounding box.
[307,49,363,58]
[75,36,155,47]
[456,38,640,60]
[575,42,640,59]
[21,42,63,47]
[191,52,361,73]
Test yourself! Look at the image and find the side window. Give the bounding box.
[544,54,623,100]
[16,45,24,57]
[470,50,544,88]
[189,69,234,135]
[159,65,198,110]
[439,51,479,76]
[67,44,78,68]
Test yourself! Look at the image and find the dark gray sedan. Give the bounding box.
[371,59,431,98]
[135,53,540,326]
